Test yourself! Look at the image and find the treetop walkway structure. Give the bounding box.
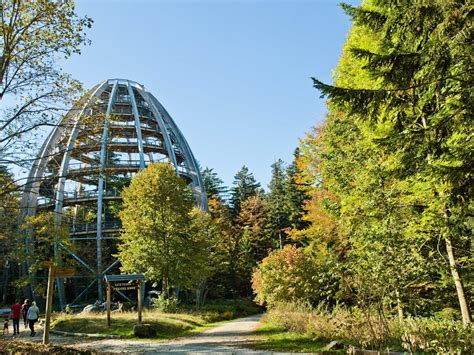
[21,79,207,308]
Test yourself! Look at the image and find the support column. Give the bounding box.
[96,80,118,301]
[137,281,142,324]
[107,282,111,327]
[127,82,145,169]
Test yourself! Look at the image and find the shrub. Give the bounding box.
[151,294,180,313]
[264,302,473,352]
[398,318,473,353]
[252,245,340,307]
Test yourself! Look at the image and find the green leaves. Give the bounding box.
[117,163,208,295]
[0,0,91,167]
[291,0,474,320]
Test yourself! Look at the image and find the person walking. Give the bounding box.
[21,299,30,329]
[26,301,39,336]
[10,300,21,335]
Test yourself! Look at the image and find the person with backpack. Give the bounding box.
[26,301,39,336]
[21,299,30,329]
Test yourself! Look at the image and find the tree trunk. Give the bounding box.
[162,274,169,299]
[1,260,9,304]
[395,290,404,321]
[445,237,471,325]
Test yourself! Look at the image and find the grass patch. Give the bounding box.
[250,320,340,353]
[181,298,262,322]
[51,300,261,340]
[52,310,214,339]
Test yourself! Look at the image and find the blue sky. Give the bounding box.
[64,0,358,189]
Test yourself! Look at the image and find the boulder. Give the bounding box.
[133,323,156,338]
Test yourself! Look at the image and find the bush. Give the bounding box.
[151,294,180,313]
[252,245,341,307]
[398,318,473,353]
[264,302,473,352]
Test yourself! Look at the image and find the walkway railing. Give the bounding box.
[37,190,121,206]
[70,220,122,234]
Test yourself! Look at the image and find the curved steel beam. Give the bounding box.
[137,87,178,168]
[95,80,119,300]
[151,98,208,210]
[127,81,145,169]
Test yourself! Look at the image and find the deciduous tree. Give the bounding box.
[117,163,208,298]
[0,0,92,167]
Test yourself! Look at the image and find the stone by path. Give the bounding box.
[3,314,289,354]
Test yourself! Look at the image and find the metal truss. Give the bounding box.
[21,79,208,308]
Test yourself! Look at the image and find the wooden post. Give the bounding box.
[106,282,111,327]
[137,280,142,324]
[42,265,56,345]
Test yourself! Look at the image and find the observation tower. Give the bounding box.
[21,79,207,307]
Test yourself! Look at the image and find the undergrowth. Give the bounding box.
[261,302,473,353]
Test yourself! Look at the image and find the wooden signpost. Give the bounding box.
[42,263,76,345]
[104,274,144,327]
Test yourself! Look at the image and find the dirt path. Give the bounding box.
[8,314,268,353]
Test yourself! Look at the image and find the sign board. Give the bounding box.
[113,286,137,291]
[103,274,145,327]
[112,281,138,291]
[55,267,76,277]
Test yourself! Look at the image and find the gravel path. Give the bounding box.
[7,314,273,354]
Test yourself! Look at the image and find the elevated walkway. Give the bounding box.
[37,190,122,208]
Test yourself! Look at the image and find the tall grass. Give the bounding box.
[265,302,473,353]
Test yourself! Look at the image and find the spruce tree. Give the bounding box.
[230,166,261,214]
[201,167,228,201]
[265,159,291,249]
[285,149,308,231]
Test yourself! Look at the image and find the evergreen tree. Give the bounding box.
[313,0,472,324]
[201,167,228,201]
[230,166,261,214]
[285,149,308,231]
[265,159,291,249]
[235,194,273,295]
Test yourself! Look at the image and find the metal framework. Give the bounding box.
[21,79,207,307]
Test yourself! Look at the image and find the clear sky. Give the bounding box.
[63,0,358,190]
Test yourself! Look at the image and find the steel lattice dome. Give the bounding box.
[21,79,207,306]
